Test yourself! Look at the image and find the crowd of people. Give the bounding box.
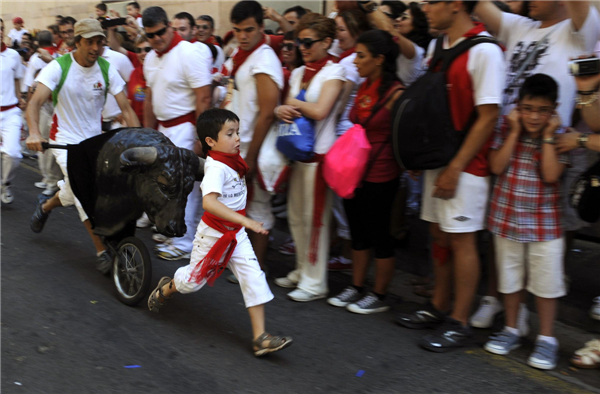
[1,0,600,363]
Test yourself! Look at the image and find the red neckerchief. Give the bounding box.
[1,43,7,52]
[156,31,183,58]
[354,77,381,123]
[190,37,197,43]
[42,46,57,55]
[135,13,142,19]
[207,150,249,178]
[302,54,335,84]
[205,35,220,47]
[463,21,486,38]
[338,47,355,61]
[230,35,266,78]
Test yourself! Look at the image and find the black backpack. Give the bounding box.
[570,159,600,223]
[391,35,498,170]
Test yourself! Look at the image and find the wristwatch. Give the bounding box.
[578,133,590,148]
[542,137,555,144]
[358,1,378,13]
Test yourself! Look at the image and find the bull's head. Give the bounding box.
[120,146,205,237]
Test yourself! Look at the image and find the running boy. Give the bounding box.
[147,108,292,357]
[485,74,568,370]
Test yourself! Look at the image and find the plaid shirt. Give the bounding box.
[488,119,570,243]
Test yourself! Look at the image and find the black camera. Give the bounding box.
[568,57,600,76]
[100,17,127,29]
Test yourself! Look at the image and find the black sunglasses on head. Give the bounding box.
[145,26,167,39]
[295,38,323,49]
[135,46,152,53]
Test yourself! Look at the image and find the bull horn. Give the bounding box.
[195,157,206,181]
[120,147,158,167]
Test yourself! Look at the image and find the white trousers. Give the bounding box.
[1,107,23,186]
[240,142,275,230]
[158,122,203,253]
[174,227,274,308]
[51,146,88,222]
[38,103,62,192]
[285,161,333,296]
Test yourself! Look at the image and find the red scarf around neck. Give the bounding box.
[339,47,355,61]
[302,54,335,84]
[205,35,220,47]
[42,46,57,56]
[207,150,249,178]
[355,77,381,123]
[230,35,266,78]
[156,31,183,58]
[1,43,7,52]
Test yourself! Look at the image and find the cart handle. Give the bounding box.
[42,142,68,150]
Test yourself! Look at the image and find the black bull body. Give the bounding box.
[92,128,204,238]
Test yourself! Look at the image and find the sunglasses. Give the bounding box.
[145,26,167,39]
[282,43,296,51]
[295,38,323,49]
[197,24,211,30]
[383,11,396,20]
[135,46,152,53]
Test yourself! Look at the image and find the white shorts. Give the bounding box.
[494,235,566,298]
[421,168,490,233]
[173,228,274,308]
[240,142,275,231]
[158,122,196,151]
[51,147,88,222]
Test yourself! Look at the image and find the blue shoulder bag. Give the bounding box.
[276,89,316,161]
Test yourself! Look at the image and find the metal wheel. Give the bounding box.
[113,236,152,306]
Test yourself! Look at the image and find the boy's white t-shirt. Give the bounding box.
[35,52,125,144]
[498,7,600,122]
[223,44,284,151]
[198,156,247,238]
[288,61,347,155]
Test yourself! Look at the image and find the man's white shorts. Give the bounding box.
[240,143,275,231]
[421,167,490,233]
[174,227,274,308]
[494,235,566,298]
[51,147,88,222]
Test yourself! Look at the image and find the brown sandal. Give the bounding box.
[253,332,293,357]
[147,276,172,313]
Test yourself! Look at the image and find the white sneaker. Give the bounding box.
[152,233,171,244]
[34,181,47,189]
[1,185,14,204]
[136,213,152,228]
[470,296,503,328]
[517,303,530,337]
[590,296,600,321]
[288,288,326,302]
[274,277,297,289]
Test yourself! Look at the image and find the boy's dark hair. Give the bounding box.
[128,2,140,10]
[96,3,107,12]
[197,15,214,29]
[283,5,307,19]
[197,109,240,153]
[518,73,558,103]
[143,6,168,28]
[174,12,195,28]
[231,0,263,26]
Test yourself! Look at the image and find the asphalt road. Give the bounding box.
[2,160,599,394]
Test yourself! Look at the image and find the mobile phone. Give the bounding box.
[568,57,600,76]
[101,17,127,29]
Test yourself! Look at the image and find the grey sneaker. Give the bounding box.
[346,292,390,314]
[327,286,362,307]
[96,251,113,274]
[528,340,559,370]
[484,330,521,355]
[1,185,14,204]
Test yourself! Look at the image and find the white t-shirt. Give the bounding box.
[198,156,247,237]
[498,7,600,123]
[8,28,28,46]
[144,40,212,121]
[23,52,57,90]
[223,44,284,151]
[35,53,125,144]
[424,32,505,108]
[288,61,347,155]
[1,48,25,106]
[101,47,134,120]
[396,42,425,87]
[336,53,365,136]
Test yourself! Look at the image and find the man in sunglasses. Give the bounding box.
[142,6,213,261]
[220,0,284,280]
[25,19,140,273]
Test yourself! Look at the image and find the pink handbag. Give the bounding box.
[323,124,371,199]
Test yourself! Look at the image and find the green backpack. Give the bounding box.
[52,53,110,106]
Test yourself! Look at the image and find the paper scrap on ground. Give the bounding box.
[356,370,365,377]
[124,365,141,368]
